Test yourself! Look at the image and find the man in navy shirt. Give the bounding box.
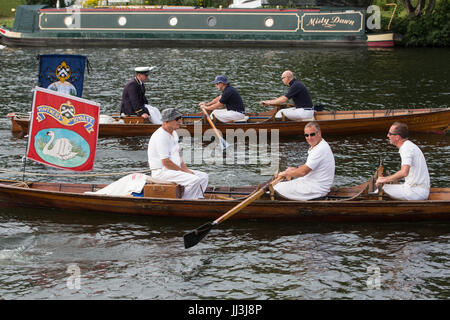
[199,75,246,122]
[260,70,314,121]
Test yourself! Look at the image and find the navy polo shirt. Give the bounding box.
[219,85,245,113]
[285,78,313,108]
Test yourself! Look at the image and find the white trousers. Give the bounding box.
[274,177,326,201]
[211,109,246,123]
[275,107,314,121]
[144,104,162,124]
[151,168,209,199]
[382,184,430,200]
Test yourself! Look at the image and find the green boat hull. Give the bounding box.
[0,6,368,47]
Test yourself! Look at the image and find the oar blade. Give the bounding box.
[220,138,231,150]
[183,222,214,249]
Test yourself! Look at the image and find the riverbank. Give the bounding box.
[0,18,14,29]
[0,0,22,17]
[0,0,21,29]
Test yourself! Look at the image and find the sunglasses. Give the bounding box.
[387,132,399,136]
[175,116,182,121]
[304,132,318,137]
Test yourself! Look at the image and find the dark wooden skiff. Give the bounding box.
[8,107,450,138]
[0,178,449,222]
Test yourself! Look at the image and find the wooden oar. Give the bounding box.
[377,163,384,200]
[200,106,230,150]
[261,102,294,109]
[373,159,385,200]
[183,176,283,249]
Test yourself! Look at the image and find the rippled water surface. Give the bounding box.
[0,46,449,300]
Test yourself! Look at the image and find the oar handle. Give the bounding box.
[214,176,283,225]
[200,106,223,141]
[262,102,294,109]
[377,164,384,200]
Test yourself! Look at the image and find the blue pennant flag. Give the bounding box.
[38,54,87,98]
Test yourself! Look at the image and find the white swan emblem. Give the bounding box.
[42,131,78,161]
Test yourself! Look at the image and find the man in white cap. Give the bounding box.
[199,75,246,123]
[147,108,209,199]
[120,66,162,124]
[260,70,314,121]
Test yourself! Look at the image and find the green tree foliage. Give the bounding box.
[400,0,436,17]
[24,0,65,7]
[394,0,450,46]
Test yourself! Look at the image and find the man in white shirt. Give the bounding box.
[376,122,430,200]
[147,108,208,199]
[274,121,335,200]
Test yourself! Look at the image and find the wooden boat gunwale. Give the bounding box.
[0,177,449,222]
[8,106,450,137]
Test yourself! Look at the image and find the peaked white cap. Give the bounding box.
[135,66,156,73]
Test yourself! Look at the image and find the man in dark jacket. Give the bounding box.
[120,66,162,124]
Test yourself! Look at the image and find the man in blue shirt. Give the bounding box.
[199,75,246,122]
[260,70,314,120]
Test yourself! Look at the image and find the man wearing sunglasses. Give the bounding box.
[260,70,313,121]
[376,122,430,200]
[147,108,209,199]
[273,121,335,200]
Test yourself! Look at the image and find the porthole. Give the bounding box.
[64,16,73,27]
[207,16,217,27]
[265,17,274,28]
[118,16,127,26]
[169,16,178,26]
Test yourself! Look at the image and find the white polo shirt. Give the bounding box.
[399,140,430,188]
[304,139,335,194]
[147,127,181,170]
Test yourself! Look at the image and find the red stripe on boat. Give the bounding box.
[368,41,395,48]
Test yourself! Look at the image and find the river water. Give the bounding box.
[0,46,449,300]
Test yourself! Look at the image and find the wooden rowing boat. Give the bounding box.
[8,107,450,138]
[0,176,448,222]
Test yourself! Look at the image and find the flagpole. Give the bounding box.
[22,95,34,182]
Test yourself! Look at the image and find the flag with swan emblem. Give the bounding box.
[26,87,100,171]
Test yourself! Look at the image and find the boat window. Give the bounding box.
[118,16,127,27]
[265,17,274,28]
[207,16,217,27]
[169,16,178,26]
[64,16,73,27]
